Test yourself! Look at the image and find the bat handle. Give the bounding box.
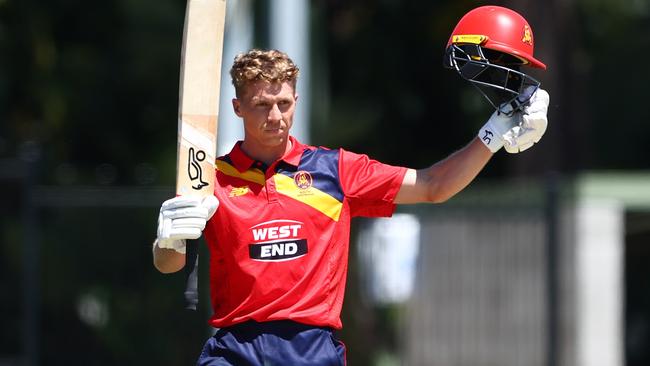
[183,239,200,311]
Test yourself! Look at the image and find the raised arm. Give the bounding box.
[395,137,491,204]
[396,88,549,204]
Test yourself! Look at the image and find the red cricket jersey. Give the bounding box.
[203,136,407,329]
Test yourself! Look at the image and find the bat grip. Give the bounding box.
[183,239,200,311]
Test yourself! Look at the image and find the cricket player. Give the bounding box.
[153,6,550,366]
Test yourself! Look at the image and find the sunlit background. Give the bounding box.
[2,0,650,365]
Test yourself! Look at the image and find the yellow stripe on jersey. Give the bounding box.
[216,160,265,186]
[274,174,343,222]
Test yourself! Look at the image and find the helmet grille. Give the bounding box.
[444,44,540,115]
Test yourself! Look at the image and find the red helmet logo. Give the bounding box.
[522,25,533,46]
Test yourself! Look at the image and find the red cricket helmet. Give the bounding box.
[447,5,546,69]
[443,6,546,114]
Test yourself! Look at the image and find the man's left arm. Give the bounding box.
[395,137,492,204]
[395,88,550,204]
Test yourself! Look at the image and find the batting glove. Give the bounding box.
[478,106,519,153]
[503,88,550,153]
[155,195,219,254]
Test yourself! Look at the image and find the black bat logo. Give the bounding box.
[482,130,493,144]
[188,147,209,190]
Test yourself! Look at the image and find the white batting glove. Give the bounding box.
[478,106,519,153]
[155,195,219,254]
[503,88,550,153]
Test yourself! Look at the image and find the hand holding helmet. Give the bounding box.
[478,87,549,153]
[503,88,550,153]
[444,6,546,114]
[445,6,549,153]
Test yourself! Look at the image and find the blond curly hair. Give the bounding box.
[229,49,300,97]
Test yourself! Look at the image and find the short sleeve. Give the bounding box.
[338,149,407,218]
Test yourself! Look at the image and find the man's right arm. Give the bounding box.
[153,240,186,273]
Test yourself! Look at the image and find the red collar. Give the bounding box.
[227,136,304,172]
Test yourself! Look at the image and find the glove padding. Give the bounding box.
[478,88,550,153]
[155,195,219,254]
[478,107,517,153]
[503,88,550,153]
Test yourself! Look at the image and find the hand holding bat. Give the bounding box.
[155,195,219,254]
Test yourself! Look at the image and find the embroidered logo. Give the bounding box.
[294,171,313,190]
[522,24,533,45]
[229,186,250,197]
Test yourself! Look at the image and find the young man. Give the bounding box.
[153,6,549,366]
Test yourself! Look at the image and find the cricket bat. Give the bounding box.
[176,0,226,310]
[177,0,226,197]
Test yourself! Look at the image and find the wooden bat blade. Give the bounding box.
[177,0,226,197]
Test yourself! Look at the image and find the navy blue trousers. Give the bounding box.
[197,320,346,366]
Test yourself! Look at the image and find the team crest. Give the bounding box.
[294,171,313,190]
[229,186,250,197]
[522,24,533,45]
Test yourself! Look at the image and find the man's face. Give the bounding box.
[232,80,297,149]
